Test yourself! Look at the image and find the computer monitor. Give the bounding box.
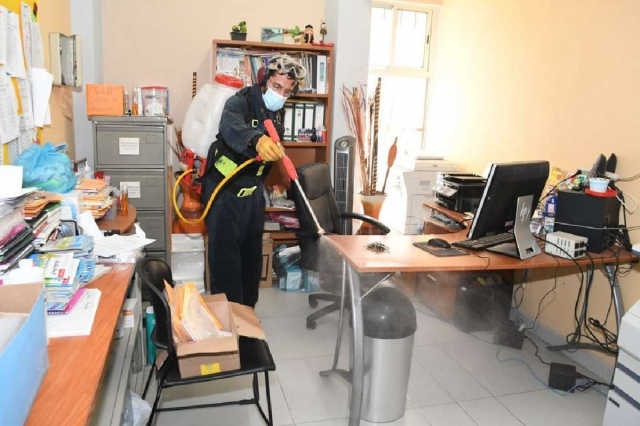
[468,161,550,259]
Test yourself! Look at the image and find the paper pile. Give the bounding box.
[75,179,114,219]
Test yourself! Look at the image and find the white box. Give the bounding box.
[121,298,139,329]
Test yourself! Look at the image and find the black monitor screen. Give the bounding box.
[467,161,550,239]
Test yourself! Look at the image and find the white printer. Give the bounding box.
[379,157,459,235]
[603,299,640,425]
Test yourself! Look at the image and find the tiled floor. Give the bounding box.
[151,286,608,426]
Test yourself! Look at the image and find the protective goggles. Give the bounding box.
[267,55,307,81]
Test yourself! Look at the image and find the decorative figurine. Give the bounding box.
[320,20,327,43]
[313,20,334,47]
[304,24,314,44]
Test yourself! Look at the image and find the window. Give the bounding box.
[368,3,435,160]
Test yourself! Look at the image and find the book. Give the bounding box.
[46,289,101,338]
[47,288,86,315]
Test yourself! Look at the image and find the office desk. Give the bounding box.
[322,234,637,426]
[26,265,135,426]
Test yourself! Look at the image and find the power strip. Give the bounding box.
[544,231,588,259]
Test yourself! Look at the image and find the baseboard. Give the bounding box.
[512,311,616,382]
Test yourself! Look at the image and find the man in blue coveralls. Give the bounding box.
[203,55,306,307]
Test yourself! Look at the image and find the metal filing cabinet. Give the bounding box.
[91,116,172,263]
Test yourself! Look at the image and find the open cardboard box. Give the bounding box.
[0,283,49,426]
[175,293,266,378]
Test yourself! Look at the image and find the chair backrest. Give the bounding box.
[293,163,343,234]
[135,257,175,357]
[290,163,344,270]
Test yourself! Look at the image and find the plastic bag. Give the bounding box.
[13,142,77,193]
[123,391,151,426]
[165,281,231,343]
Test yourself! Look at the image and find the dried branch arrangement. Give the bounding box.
[341,78,386,196]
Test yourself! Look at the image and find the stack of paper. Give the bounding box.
[0,223,34,273]
[46,289,101,337]
[27,202,62,246]
[75,179,114,219]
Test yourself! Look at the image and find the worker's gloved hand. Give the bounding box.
[256,136,284,162]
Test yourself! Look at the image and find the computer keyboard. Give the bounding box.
[452,233,515,251]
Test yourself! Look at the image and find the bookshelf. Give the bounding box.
[212,39,333,181]
[212,39,334,243]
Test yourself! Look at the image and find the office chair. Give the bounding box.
[136,258,276,426]
[290,163,391,329]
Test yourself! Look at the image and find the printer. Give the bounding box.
[379,158,459,235]
[603,298,640,425]
[433,173,487,214]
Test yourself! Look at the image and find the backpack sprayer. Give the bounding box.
[173,119,325,235]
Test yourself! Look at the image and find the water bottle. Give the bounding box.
[145,306,156,365]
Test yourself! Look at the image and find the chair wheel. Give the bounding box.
[309,298,319,308]
[306,319,317,330]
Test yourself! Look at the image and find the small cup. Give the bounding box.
[589,177,610,193]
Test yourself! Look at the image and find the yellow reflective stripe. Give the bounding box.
[237,186,257,197]
[257,164,265,176]
[214,155,238,177]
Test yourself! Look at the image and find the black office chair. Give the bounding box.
[290,163,390,329]
[136,257,276,426]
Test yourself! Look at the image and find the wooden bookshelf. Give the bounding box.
[212,39,334,245]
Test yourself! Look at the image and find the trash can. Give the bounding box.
[361,286,417,423]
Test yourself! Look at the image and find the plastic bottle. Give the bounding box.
[83,163,94,180]
[145,306,156,364]
[119,185,129,216]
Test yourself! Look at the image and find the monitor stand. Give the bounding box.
[486,195,541,260]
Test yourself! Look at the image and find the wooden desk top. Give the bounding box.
[97,205,137,234]
[26,264,135,426]
[323,234,638,274]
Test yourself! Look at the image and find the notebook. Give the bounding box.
[47,288,86,315]
[46,289,101,338]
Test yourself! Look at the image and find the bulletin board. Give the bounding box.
[0,0,47,165]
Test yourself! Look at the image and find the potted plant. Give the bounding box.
[284,26,303,44]
[341,78,397,234]
[230,21,247,41]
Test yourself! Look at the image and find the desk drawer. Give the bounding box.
[96,125,165,167]
[103,169,166,210]
[136,211,167,251]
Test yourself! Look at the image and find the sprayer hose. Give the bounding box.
[172,158,256,225]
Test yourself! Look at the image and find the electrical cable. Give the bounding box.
[617,172,640,182]
[523,256,560,331]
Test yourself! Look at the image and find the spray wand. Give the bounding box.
[263,120,326,236]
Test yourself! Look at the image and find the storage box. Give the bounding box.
[172,234,205,293]
[260,233,274,288]
[86,84,125,116]
[0,284,49,426]
[121,298,139,329]
[176,294,266,378]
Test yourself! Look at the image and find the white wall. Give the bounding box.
[71,0,104,166]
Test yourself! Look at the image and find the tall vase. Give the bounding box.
[172,178,207,235]
[356,192,387,235]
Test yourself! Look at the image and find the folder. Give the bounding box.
[304,103,316,129]
[316,55,327,95]
[283,103,294,141]
[293,103,304,141]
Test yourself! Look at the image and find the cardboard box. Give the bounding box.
[0,284,49,426]
[260,233,274,288]
[121,298,139,329]
[86,84,125,116]
[176,294,266,378]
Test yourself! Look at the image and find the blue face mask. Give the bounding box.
[263,88,287,112]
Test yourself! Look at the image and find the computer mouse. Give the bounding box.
[427,238,451,249]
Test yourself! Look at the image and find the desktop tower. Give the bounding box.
[333,136,356,235]
[554,190,620,253]
[452,274,513,333]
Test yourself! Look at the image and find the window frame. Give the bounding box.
[369,1,438,150]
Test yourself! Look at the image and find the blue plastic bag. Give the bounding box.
[14,142,77,193]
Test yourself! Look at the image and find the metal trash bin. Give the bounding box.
[361,286,417,423]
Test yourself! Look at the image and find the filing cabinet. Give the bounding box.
[91,116,172,264]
